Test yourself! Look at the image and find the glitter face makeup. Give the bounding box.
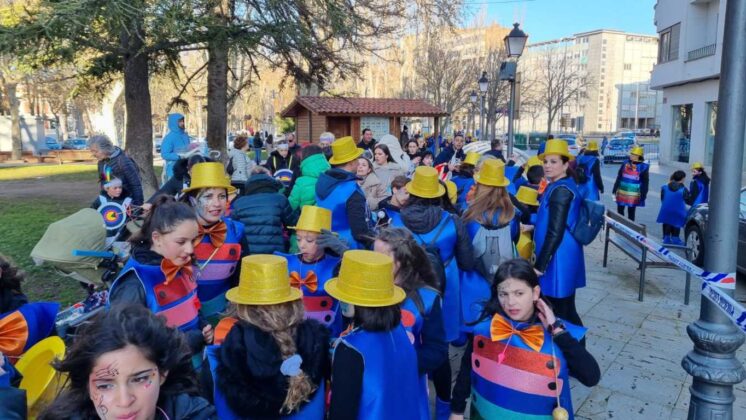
[195,188,227,225]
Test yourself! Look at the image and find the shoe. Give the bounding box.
[672,237,685,246]
[662,235,672,245]
[435,398,450,420]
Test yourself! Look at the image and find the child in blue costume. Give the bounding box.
[203,255,329,420]
[374,228,448,420]
[108,196,213,365]
[275,205,344,337]
[576,141,604,201]
[534,140,586,329]
[612,146,649,221]
[451,259,600,419]
[657,170,689,245]
[513,186,541,261]
[181,162,248,324]
[461,159,518,330]
[326,250,422,420]
[686,162,710,207]
[451,151,479,211]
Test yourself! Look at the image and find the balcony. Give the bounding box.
[686,43,716,62]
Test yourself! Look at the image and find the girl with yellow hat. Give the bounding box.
[205,254,329,419]
[275,206,345,337]
[374,227,448,420]
[611,145,649,221]
[181,162,249,324]
[533,140,586,329]
[42,305,218,420]
[450,151,480,211]
[687,162,710,207]
[326,251,422,419]
[108,196,212,366]
[575,141,604,201]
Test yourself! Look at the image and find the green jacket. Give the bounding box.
[289,153,331,210]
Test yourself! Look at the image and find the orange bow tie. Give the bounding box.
[161,258,193,285]
[290,271,318,293]
[490,313,545,352]
[0,311,28,356]
[195,221,227,248]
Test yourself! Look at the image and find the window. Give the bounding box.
[603,39,607,44]
[672,104,692,163]
[624,63,632,70]
[658,23,680,63]
[602,53,607,59]
[598,124,603,129]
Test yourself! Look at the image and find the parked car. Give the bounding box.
[685,187,746,274]
[615,131,637,142]
[62,138,88,150]
[45,136,62,150]
[603,138,636,163]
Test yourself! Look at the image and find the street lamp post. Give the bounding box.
[469,90,478,139]
[478,72,489,141]
[503,22,529,158]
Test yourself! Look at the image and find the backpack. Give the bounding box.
[472,223,515,278]
[226,156,235,175]
[575,162,589,184]
[570,198,605,245]
[414,216,452,294]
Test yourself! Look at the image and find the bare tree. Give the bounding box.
[482,47,510,142]
[533,51,592,135]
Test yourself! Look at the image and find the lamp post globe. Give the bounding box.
[478,71,489,93]
[469,90,478,103]
[504,23,528,58]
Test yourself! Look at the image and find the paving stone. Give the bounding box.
[616,342,689,382]
[598,362,684,405]
[583,315,638,343]
[585,297,654,327]
[576,386,675,419]
[586,335,626,374]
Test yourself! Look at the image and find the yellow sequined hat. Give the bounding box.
[226,255,302,305]
[517,232,535,261]
[406,166,446,198]
[463,151,480,166]
[515,186,540,207]
[474,159,511,188]
[445,180,458,205]
[527,155,543,169]
[182,162,237,195]
[630,146,645,157]
[17,336,66,414]
[692,162,704,170]
[328,136,364,165]
[289,206,332,233]
[586,140,599,152]
[539,140,575,161]
[325,250,406,307]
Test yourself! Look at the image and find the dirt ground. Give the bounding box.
[0,178,99,205]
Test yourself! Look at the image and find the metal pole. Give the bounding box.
[480,95,485,141]
[683,0,746,418]
[507,78,516,158]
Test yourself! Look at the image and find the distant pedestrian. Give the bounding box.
[601,136,609,155]
[160,113,191,180]
[252,132,263,165]
[686,162,710,207]
[657,170,688,245]
[612,146,649,222]
[575,140,604,201]
[88,134,144,205]
[228,135,255,194]
[357,128,377,151]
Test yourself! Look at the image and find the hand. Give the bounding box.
[449,414,464,420]
[202,324,214,344]
[520,223,534,233]
[535,298,558,331]
[448,162,455,172]
[412,157,421,165]
[140,203,153,216]
[316,229,349,256]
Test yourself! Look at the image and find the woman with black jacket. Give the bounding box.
[533,140,586,328]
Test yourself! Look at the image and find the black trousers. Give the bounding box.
[545,294,583,328]
[431,360,452,401]
[617,205,636,221]
[662,224,681,237]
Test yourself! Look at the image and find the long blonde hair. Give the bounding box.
[463,183,515,226]
[232,300,316,414]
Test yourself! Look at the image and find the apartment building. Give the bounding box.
[650,0,724,168]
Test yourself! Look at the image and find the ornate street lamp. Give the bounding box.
[478,72,489,140]
[503,23,529,157]
[504,23,529,58]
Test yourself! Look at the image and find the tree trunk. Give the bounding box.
[206,41,228,162]
[7,83,22,160]
[122,33,158,198]
[58,106,69,141]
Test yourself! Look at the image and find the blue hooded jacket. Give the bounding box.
[161,113,190,178]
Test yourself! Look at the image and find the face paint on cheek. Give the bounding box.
[96,393,108,419]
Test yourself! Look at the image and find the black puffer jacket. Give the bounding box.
[96,147,144,205]
[209,320,330,418]
[231,174,299,254]
[400,204,475,271]
[148,158,190,202]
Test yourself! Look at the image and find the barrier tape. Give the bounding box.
[605,216,746,334]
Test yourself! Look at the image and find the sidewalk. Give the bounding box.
[571,237,746,419]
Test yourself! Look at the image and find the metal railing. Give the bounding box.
[687,43,717,62]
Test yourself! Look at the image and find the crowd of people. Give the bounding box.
[7,117,667,420]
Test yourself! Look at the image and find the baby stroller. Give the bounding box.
[30,208,129,341]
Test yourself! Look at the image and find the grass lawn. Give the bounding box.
[0,198,88,306]
[0,163,99,182]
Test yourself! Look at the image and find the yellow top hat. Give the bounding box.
[328,136,364,165]
[474,159,511,188]
[517,232,535,261]
[515,186,540,207]
[226,255,302,305]
[463,151,480,166]
[692,161,704,170]
[586,140,599,152]
[17,336,66,412]
[630,146,645,157]
[445,180,458,205]
[182,162,237,195]
[526,155,543,169]
[289,206,332,233]
[325,250,406,307]
[539,139,575,161]
[406,166,446,198]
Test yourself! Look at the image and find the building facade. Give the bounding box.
[518,29,660,135]
[650,0,724,169]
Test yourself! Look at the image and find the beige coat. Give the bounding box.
[358,172,389,210]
